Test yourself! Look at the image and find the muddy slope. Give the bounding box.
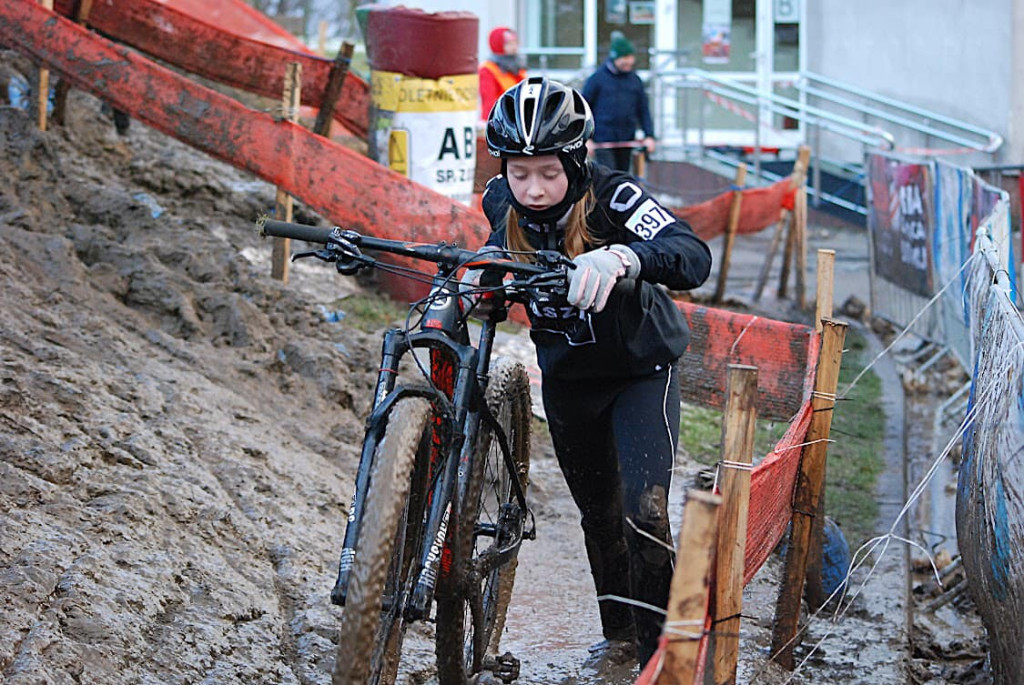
[0,73,384,683]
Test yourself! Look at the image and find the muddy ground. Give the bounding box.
[0,54,988,685]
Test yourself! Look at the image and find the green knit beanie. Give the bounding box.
[609,33,635,60]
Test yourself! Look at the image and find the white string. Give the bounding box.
[840,251,979,399]
[730,316,759,355]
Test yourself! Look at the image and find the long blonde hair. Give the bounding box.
[504,188,597,260]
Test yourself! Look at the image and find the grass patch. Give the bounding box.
[335,294,410,332]
[676,326,886,550]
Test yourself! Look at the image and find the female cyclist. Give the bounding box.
[466,76,713,671]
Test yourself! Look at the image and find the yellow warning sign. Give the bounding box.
[371,71,479,113]
[388,129,408,177]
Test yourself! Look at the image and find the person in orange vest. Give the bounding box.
[479,27,526,121]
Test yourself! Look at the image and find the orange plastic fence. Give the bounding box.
[0,1,488,305]
[676,302,818,421]
[671,178,795,242]
[51,0,371,139]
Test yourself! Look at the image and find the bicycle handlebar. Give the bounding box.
[258,219,572,281]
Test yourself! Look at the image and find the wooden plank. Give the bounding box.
[313,42,354,138]
[0,1,490,304]
[712,164,747,303]
[711,365,758,685]
[50,0,370,138]
[751,211,788,303]
[770,319,848,670]
[272,62,301,283]
[655,489,720,679]
[658,489,721,685]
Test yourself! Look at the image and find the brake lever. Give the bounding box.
[291,248,336,262]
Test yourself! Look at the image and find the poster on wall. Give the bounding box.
[702,0,731,64]
[606,0,627,24]
[629,1,656,24]
[867,155,935,297]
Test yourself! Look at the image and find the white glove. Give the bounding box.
[460,246,504,318]
[567,245,640,313]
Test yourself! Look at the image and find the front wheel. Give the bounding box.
[332,397,432,685]
[435,358,532,684]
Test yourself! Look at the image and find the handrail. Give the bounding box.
[799,70,1003,154]
[656,67,897,150]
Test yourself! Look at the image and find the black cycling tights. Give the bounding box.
[542,364,680,665]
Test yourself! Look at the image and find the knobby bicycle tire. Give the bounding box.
[332,397,432,685]
[434,358,532,684]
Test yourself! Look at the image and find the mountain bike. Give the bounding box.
[258,219,572,685]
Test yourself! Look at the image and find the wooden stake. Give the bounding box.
[712,164,747,303]
[814,249,836,333]
[794,186,808,309]
[313,42,354,138]
[773,146,810,301]
[711,365,758,685]
[52,0,94,125]
[770,319,848,670]
[633,148,647,180]
[317,20,328,56]
[272,62,302,283]
[658,489,722,685]
[751,211,788,303]
[37,0,54,132]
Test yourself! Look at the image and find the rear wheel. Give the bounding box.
[332,398,432,685]
[435,358,532,684]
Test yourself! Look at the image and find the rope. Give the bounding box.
[729,315,759,355]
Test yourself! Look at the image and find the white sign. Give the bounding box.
[774,0,801,24]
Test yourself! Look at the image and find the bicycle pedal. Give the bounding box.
[479,652,520,683]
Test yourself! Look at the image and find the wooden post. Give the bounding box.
[773,147,811,301]
[658,489,722,685]
[814,249,836,333]
[633,148,647,180]
[272,62,302,283]
[52,0,94,126]
[711,365,758,685]
[712,164,747,303]
[317,20,328,56]
[770,319,848,670]
[313,42,354,138]
[794,185,808,309]
[751,215,787,303]
[37,0,54,132]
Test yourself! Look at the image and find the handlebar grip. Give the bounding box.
[260,219,335,244]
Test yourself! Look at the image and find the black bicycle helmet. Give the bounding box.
[486,77,595,223]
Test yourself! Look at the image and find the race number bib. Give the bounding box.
[625,198,674,239]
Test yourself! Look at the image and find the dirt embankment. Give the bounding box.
[0,66,385,682]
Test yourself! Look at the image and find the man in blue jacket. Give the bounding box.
[583,32,656,173]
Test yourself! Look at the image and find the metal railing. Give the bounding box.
[797,71,1003,155]
[645,57,1005,216]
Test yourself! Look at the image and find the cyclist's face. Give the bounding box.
[506,156,568,212]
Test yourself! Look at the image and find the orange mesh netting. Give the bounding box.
[670,178,796,241]
[676,302,819,421]
[635,308,819,685]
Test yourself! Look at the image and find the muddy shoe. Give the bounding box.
[580,638,637,674]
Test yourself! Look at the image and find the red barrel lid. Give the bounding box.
[365,6,479,78]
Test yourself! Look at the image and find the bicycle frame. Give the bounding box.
[330,266,529,621]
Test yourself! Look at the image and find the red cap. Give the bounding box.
[489,26,514,54]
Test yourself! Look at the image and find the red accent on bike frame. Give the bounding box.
[428,348,458,579]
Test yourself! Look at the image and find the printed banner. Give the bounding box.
[702,0,732,64]
[867,155,934,297]
[369,71,478,205]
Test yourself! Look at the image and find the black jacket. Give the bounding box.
[582,60,655,143]
[481,163,712,380]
